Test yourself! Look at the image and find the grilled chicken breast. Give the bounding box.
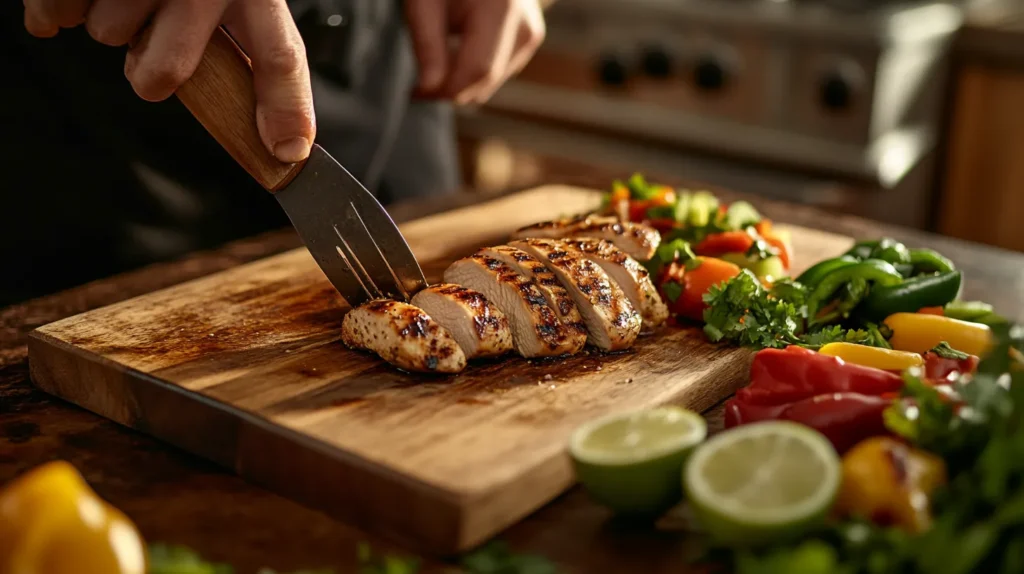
[410,283,513,359]
[475,245,588,338]
[444,255,586,358]
[510,215,661,261]
[341,299,466,374]
[559,238,669,331]
[509,238,642,351]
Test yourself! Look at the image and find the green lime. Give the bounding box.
[683,420,841,547]
[569,406,708,517]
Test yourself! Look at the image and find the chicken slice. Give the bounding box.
[474,245,588,339]
[510,215,661,261]
[410,283,513,359]
[341,299,466,374]
[558,237,669,331]
[444,255,586,358]
[509,238,642,351]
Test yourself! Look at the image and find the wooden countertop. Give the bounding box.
[3,177,1024,573]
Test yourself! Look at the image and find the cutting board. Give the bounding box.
[27,185,855,554]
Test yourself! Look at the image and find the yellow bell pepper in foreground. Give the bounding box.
[884,312,993,357]
[834,437,946,533]
[818,342,924,371]
[0,460,147,574]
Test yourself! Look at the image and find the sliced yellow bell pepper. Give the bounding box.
[834,437,946,533]
[818,342,924,371]
[884,312,993,356]
[0,460,147,574]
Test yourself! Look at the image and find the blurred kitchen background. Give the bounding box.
[455,0,1024,254]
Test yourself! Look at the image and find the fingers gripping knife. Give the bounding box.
[174,27,426,307]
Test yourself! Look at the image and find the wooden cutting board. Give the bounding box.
[27,185,855,555]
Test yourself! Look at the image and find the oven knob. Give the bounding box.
[693,53,730,92]
[640,45,672,79]
[596,53,628,87]
[819,64,863,112]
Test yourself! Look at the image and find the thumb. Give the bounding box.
[405,0,449,95]
[225,0,316,163]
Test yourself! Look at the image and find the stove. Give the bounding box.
[459,0,964,229]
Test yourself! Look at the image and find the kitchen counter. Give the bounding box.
[3,174,1024,573]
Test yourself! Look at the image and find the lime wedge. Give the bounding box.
[683,420,841,546]
[569,407,707,517]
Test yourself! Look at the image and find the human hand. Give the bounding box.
[22,0,316,163]
[405,0,546,105]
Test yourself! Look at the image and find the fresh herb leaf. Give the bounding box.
[702,271,890,351]
[930,342,970,360]
[148,544,234,574]
[662,281,683,303]
[702,269,803,349]
[356,543,419,574]
[461,541,561,574]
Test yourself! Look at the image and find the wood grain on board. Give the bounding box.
[27,185,855,555]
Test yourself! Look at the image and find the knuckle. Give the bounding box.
[86,20,131,46]
[130,58,192,101]
[256,43,306,78]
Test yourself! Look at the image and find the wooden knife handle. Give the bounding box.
[175,27,304,192]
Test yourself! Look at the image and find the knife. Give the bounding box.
[174,26,427,308]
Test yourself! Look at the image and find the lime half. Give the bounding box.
[683,420,841,546]
[569,406,707,517]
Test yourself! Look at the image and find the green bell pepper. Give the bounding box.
[806,259,904,320]
[855,271,962,323]
[944,300,1008,327]
[795,255,859,288]
[908,248,955,275]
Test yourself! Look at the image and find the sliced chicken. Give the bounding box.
[341,299,466,374]
[474,245,588,338]
[559,237,669,330]
[410,283,513,359]
[509,238,642,351]
[443,255,586,358]
[510,215,661,261]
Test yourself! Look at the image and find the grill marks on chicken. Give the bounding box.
[444,255,587,358]
[510,215,661,261]
[558,238,669,331]
[509,238,642,351]
[341,299,467,373]
[410,283,513,359]
[475,245,588,338]
[342,212,671,373]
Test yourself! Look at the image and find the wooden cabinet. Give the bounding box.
[937,8,1024,253]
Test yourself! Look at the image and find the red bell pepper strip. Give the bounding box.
[724,346,906,453]
[737,346,904,406]
[694,231,755,258]
[922,351,979,382]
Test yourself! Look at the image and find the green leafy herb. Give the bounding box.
[148,544,234,574]
[702,269,803,349]
[930,341,970,360]
[702,271,891,351]
[460,542,561,574]
[356,543,419,574]
[641,237,696,276]
[661,281,683,303]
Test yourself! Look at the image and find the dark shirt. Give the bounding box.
[0,0,459,306]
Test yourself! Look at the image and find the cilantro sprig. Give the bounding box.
[701,270,890,351]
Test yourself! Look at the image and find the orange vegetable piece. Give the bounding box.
[658,257,742,322]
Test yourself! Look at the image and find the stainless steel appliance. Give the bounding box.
[457,0,963,229]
